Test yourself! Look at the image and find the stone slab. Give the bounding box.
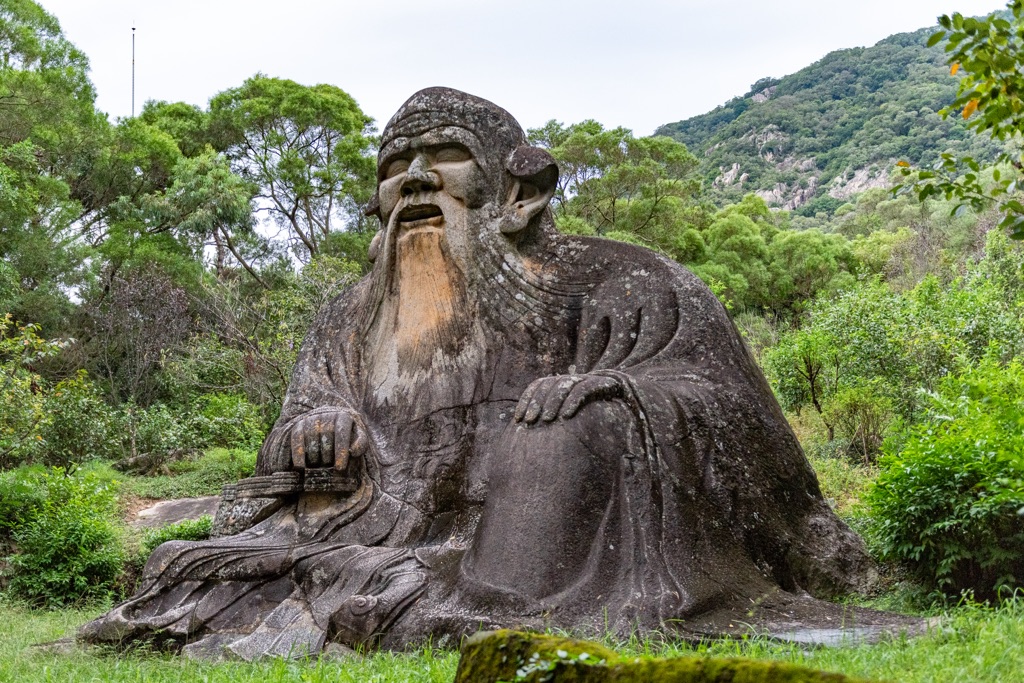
[133,496,221,529]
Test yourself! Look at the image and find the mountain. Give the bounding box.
[655,26,1006,215]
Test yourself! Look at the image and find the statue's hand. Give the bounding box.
[514,373,624,426]
[287,408,368,471]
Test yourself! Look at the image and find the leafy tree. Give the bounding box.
[691,212,769,309]
[208,75,376,262]
[902,2,1024,239]
[528,120,706,256]
[869,357,1024,598]
[0,0,105,331]
[765,228,856,314]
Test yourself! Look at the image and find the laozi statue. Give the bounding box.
[79,88,904,660]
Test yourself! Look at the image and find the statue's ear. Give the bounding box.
[367,230,382,263]
[501,146,558,235]
[364,191,381,221]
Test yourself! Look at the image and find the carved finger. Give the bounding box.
[514,379,544,422]
[334,411,353,471]
[319,418,335,468]
[350,416,369,459]
[305,417,324,467]
[290,421,306,469]
[541,376,580,422]
[523,378,555,424]
[561,376,620,419]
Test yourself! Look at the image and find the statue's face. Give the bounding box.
[376,125,499,250]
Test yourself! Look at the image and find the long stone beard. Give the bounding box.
[362,225,483,416]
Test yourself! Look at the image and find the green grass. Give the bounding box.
[0,603,458,682]
[806,450,877,519]
[121,448,257,500]
[2,601,1023,682]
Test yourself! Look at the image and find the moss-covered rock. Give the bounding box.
[453,630,874,683]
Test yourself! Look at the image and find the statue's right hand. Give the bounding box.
[287,408,368,471]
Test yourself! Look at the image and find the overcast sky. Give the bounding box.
[39,0,1003,136]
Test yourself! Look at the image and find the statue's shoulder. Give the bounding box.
[311,276,373,328]
[553,235,705,293]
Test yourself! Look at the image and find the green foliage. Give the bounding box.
[140,516,212,557]
[127,448,256,499]
[766,273,1023,448]
[657,25,1004,213]
[36,370,121,469]
[868,359,1024,599]
[193,393,265,451]
[900,3,1024,239]
[528,120,706,258]
[0,314,69,468]
[2,466,124,606]
[208,74,377,260]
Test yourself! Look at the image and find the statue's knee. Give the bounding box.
[564,399,636,456]
[509,398,636,462]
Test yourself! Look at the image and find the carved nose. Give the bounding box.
[401,156,441,196]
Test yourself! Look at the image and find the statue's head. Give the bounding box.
[366,87,558,263]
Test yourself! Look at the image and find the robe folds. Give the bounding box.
[80,235,878,658]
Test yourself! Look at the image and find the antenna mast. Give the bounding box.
[131,25,136,117]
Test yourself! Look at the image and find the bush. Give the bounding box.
[194,393,266,451]
[116,402,204,472]
[140,515,212,557]
[37,371,122,469]
[2,467,125,606]
[868,358,1024,600]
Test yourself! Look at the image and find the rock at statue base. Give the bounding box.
[78,86,919,658]
[454,630,875,683]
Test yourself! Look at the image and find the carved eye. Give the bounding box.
[433,146,471,163]
[384,158,410,179]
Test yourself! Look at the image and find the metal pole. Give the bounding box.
[132,26,135,117]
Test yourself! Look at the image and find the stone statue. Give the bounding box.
[79,88,904,659]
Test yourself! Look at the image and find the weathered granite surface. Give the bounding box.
[79,88,913,659]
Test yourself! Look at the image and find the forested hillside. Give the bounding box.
[656,26,1007,214]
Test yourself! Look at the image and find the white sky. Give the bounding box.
[39,0,1004,136]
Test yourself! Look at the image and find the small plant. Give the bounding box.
[868,358,1024,600]
[140,515,213,558]
[2,468,125,607]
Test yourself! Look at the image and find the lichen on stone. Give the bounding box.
[453,630,874,683]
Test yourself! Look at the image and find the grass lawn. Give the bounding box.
[1,600,1023,682]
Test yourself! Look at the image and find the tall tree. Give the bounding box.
[208,75,376,262]
[903,1,1024,240]
[528,120,706,256]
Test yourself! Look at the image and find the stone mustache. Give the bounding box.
[79,88,877,659]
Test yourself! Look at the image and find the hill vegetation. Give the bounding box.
[656,26,1008,215]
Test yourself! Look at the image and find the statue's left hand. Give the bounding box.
[287,408,369,471]
[513,373,624,426]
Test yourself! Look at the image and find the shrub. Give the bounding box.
[140,515,212,557]
[868,358,1024,600]
[2,468,125,606]
[37,371,122,469]
[116,402,203,472]
[0,315,67,469]
[194,393,265,451]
